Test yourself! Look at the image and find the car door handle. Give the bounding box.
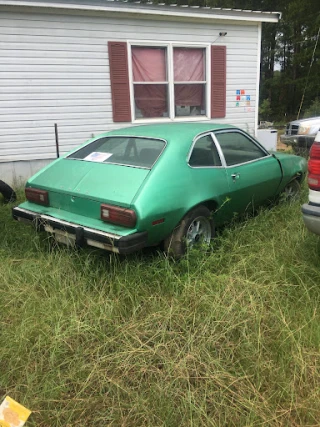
[231,173,240,181]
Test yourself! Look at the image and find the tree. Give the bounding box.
[129,0,320,120]
[303,97,320,118]
[259,0,320,121]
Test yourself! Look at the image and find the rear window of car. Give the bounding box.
[67,136,166,169]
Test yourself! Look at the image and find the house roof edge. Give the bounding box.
[0,0,281,23]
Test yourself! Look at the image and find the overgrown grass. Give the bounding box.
[1,187,320,426]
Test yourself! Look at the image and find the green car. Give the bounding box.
[13,123,307,258]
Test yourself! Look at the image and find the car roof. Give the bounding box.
[104,122,237,142]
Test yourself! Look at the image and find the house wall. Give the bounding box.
[0,9,260,184]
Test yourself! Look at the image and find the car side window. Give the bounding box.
[189,135,222,167]
[215,132,266,166]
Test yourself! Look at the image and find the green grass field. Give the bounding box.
[1,188,320,426]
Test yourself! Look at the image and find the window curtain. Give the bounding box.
[174,84,204,108]
[132,47,167,117]
[133,85,167,118]
[132,47,166,81]
[173,48,204,81]
[174,48,205,107]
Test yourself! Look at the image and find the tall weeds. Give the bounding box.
[1,189,320,426]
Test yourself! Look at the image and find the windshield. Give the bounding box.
[67,136,166,169]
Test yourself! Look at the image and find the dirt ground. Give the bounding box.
[277,140,290,151]
[277,131,291,152]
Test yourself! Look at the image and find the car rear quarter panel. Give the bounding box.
[273,153,307,191]
[132,142,226,245]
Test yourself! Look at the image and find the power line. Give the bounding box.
[297,25,320,119]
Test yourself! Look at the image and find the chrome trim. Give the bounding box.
[213,129,271,168]
[14,207,122,240]
[214,128,270,156]
[69,160,152,171]
[187,131,225,168]
[211,132,227,167]
[86,239,120,253]
[224,154,273,168]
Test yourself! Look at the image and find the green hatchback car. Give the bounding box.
[13,123,307,258]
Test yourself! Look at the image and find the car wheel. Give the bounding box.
[0,180,16,203]
[282,179,301,201]
[164,206,214,258]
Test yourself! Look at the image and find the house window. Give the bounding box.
[174,47,206,118]
[131,45,207,120]
[108,41,226,123]
[132,46,169,118]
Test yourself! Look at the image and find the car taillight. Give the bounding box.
[310,141,320,160]
[308,141,320,190]
[25,187,49,206]
[100,204,136,228]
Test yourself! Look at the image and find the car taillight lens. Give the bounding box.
[100,204,136,228]
[25,187,49,206]
[308,142,320,190]
[310,141,320,160]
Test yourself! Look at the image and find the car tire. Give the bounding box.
[0,180,16,203]
[282,179,301,202]
[164,205,214,259]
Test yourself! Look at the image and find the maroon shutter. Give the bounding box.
[108,41,131,122]
[211,45,226,118]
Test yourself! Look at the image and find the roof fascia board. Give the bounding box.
[0,1,281,23]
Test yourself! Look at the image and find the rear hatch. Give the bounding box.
[28,158,150,219]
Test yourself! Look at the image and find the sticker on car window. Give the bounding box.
[84,152,113,162]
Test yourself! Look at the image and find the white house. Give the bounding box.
[0,0,280,184]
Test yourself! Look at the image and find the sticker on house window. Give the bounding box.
[0,396,31,427]
[84,152,113,162]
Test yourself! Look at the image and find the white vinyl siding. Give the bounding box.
[0,10,259,164]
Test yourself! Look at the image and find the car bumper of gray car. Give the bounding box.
[12,207,148,255]
[280,134,315,148]
[301,203,320,236]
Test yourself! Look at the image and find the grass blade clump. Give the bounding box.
[1,186,320,425]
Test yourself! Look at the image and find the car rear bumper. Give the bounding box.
[280,134,315,148]
[12,207,148,255]
[301,203,320,236]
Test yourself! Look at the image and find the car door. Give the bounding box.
[213,130,282,215]
[187,133,230,212]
